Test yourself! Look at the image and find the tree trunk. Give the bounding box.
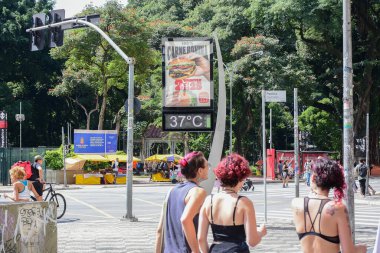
[369,127,380,165]
[98,94,107,130]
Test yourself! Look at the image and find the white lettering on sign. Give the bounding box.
[265,90,286,102]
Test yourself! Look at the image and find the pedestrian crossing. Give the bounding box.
[236,183,380,227]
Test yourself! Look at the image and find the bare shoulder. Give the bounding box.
[239,196,254,209]
[324,201,347,217]
[189,186,207,199]
[291,197,303,209]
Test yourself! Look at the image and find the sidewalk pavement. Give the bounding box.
[58,218,375,253]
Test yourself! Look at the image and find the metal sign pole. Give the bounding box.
[365,113,369,195]
[294,88,299,197]
[270,108,272,149]
[125,61,137,221]
[262,90,267,223]
[62,127,67,187]
[20,102,22,160]
[343,0,355,240]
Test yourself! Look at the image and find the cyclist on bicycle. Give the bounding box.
[4,166,42,201]
[30,155,45,198]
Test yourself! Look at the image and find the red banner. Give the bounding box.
[0,120,7,129]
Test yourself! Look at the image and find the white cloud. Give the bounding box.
[54,0,129,18]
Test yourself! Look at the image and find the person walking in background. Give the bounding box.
[112,158,119,184]
[355,159,368,197]
[292,158,366,253]
[278,160,283,180]
[368,164,376,195]
[30,155,45,198]
[155,151,209,253]
[4,166,42,201]
[282,160,290,188]
[304,160,312,187]
[198,154,267,253]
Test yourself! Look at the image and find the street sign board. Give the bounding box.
[0,111,7,148]
[15,114,25,122]
[74,130,118,154]
[265,90,286,103]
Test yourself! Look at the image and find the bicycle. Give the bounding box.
[31,182,66,219]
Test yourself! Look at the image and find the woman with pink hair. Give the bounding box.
[198,153,266,253]
[292,158,366,253]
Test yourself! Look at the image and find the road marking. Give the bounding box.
[117,193,163,207]
[65,212,115,219]
[65,194,115,219]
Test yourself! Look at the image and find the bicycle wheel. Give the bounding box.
[50,193,66,219]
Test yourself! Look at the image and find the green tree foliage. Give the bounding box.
[299,98,341,151]
[51,1,157,130]
[0,0,71,147]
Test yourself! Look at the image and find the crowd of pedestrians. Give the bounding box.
[155,152,368,253]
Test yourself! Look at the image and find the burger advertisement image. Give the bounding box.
[163,38,213,108]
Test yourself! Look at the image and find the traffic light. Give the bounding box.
[30,13,46,51]
[49,9,65,48]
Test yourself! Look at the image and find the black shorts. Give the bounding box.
[32,181,43,196]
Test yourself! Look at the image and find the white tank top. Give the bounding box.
[18,180,31,200]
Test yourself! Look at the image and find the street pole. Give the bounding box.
[294,88,299,198]
[270,108,272,149]
[365,113,369,195]
[62,127,67,187]
[67,122,70,145]
[262,90,267,223]
[343,0,355,240]
[229,66,233,154]
[19,101,22,160]
[125,60,137,221]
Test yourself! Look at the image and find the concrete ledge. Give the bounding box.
[0,201,57,252]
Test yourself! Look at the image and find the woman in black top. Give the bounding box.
[292,158,366,253]
[198,154,266,253]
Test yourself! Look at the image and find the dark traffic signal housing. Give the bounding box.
[48,9,65,48]
[30,10,65,51]
[30,13,46,51]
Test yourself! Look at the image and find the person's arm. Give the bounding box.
[181,187,207,253]
[37,164,44,183]
[29,181,42,201]
[243,198,266,247]
[155,208,165,253]
[198,197,210,253]
[5,184,21,202]
[336,203,366,253]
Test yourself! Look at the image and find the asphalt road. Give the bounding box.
[54,179,380,252]
[58,179,380,228]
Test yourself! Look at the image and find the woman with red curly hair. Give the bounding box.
[292,158,366,253]
[198,154,267,253]
[155,151,209,253]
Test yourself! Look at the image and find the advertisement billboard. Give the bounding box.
[162,38,213,109]
[74,130,118,154]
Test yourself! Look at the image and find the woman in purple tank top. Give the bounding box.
[156,151,209,253]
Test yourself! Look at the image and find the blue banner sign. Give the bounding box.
[74,130,118,154]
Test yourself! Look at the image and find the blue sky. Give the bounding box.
[54,0,129,18]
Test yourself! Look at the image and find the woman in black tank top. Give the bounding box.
[198,154,267,253]
[292,158,367,253]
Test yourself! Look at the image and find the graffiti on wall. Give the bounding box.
[0,202,57,253]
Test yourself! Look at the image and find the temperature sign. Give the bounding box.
[163,112,213,131]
